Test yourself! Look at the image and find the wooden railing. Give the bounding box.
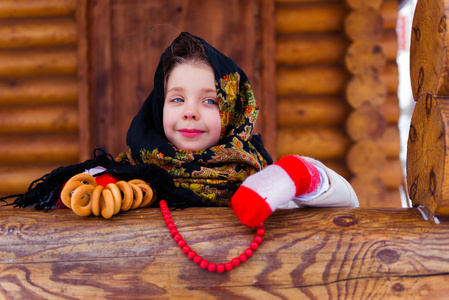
[1,205,448,298]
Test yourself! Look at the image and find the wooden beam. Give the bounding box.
[1,206,448,298]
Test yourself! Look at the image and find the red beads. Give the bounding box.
[159,200,265,273]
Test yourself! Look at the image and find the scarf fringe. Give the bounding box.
[0,149,204,211]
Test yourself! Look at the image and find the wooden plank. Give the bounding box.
[276,62,397,97]
[1,206,449,298]
[0,18,77,48]
[0,134,79,164]
[257,0,277,160]
[0,0,76,18]
[277,94,399,126]
[76,0,92,162]
[276,0,397,34]
[0,76,77,105]
[0,105,78,134]
[0,48,77,76]
[277,125,399,159]
[0,164,64,196]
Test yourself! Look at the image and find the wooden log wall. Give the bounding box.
[0,0,80,197]
[275,0,402,207]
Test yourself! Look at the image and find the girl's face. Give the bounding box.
[163,62,222,151]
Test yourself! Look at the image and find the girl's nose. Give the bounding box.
[183,103,200,120]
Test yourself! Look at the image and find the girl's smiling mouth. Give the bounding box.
[178,129,205,137]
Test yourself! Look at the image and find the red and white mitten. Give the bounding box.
[231,155,321,227]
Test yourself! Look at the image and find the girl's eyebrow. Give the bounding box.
[166,86,184,93]
[166,87,216,94]
[202,88,217,94]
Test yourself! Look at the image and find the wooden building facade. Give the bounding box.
[0,0,403,207]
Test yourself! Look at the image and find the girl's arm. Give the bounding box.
[231,155,359,227]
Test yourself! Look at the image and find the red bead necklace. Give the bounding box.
[159,200,265,273]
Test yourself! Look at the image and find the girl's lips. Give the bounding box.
[178,129,205,137]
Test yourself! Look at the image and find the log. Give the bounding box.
[379,158,404,190]
[0,18,76,48]
[346,139,387,176]
[0,164,62,196]
[277,62,397,96]
[345,103,387,141]
[0,0,76,18]
[344,40,386,76]
[0,48,77,76]
[276,65,350,96]
[381,29,399,61]
[276,0,340,2]
[407,94,449,216]
[315,157,404,190]
[344,9,384,42]
[379,93,400,123]
[277,125,400,160]
[1,206,449,298]
[277,96,351,126]
[276,31,398,65]
[380,0,399,32]
[276,33,348,65]
[379,125,401,158]
[275,0,398,34]
[276,3,346,34]
[345,74,387,108]
[277,126,351,159]
[277,94,399,126]
[381,61,399,93]
[0,76,77,105]
[0,105,78,134]
[351,178,402,207]
[350,175,388,206]
[410,0,449,100]
[344,0,383,10]
[0,134,79,164]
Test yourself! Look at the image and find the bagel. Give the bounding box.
[60,181,85,209]
[91,185,104,216]
[66,173,97,186]
[100,188,115,219]
[129,179,147,186]
[106,183,122,215]
[129,183,143,209]
[137,184,154,208]
[71,184,94,217]
[116,181,133,211]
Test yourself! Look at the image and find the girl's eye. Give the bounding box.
[171,98,184,103]
[204,99,217,105]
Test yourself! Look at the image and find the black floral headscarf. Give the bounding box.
[117,32,272,206]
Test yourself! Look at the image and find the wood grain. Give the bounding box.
[407,94,449,216]
[410,0,449,100]
[1,206,448,298]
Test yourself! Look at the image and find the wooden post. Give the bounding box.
[407,0,449,216]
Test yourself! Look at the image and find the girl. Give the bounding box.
[3,32,357,228]
[116,32,358,227]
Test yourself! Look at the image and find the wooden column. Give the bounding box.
[407,0,449,215]
[343,0,402,207]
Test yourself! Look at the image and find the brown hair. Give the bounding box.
[162,32,212,85]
